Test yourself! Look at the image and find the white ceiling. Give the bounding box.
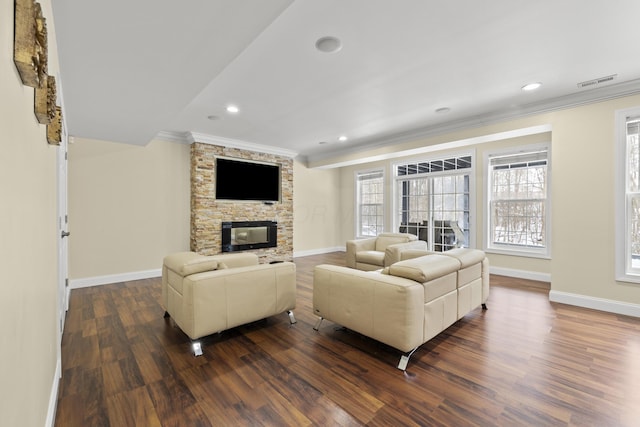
[52,0,640,164]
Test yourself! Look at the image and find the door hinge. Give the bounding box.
[65,278,69,287]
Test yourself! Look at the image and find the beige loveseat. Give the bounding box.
[346,232,428,271]
[313,248,489,369]
[162,251,297,355]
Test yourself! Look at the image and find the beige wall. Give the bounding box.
[316,94,640,307]
[0,0,60,425]
[293,159,343,254]
[68,138,190,280]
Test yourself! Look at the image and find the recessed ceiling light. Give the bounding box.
[315,36,342,53]
[521,82,542,91]
[318,141,328,145]
[207,115,219,121]
[435,107,451,114]
[226,105,239,113]
[338,135,348,142]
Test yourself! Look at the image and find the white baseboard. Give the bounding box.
[490,266,551,283]
[46,360,61,427]
[294,246,345,258]
[549,290,640,318]
[70,268,162,289]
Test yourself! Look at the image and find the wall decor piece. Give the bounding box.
[47,106,62,145]
[35,74,56,124]
[14,0,48,88]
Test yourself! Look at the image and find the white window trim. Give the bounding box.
[483,142,552,259]
[391,150,476,249]
[354,167,386,239]
[615,107,640,283]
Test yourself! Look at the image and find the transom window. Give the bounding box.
[485,145,550,257]
[394,155,472,252]
[356,170,384,237]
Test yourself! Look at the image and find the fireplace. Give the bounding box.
[221,221,278,252]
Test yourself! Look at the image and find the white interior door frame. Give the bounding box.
[56,75,70,368]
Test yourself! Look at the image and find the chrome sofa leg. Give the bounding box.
[287,310,297,324]
[397,347,419,371]
[313,317,324,331]
[191,341,203,357]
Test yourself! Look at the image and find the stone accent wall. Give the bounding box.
[190,142,293,262]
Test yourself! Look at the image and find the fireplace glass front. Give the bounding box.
[221,221,277,252]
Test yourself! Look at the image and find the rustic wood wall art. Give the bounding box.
[35,74,56,124]
[14,0,48,88]
[47,106,62,145]
[14,0,64,142]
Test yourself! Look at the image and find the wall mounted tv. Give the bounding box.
[215,157,281,202]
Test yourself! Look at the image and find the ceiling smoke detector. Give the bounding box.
[577,74,617,89]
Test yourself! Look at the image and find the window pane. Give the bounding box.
[489,149,548,252]
[632,195,640,268]
[395,155,471,251]
[357,170,384,236]
[629,128,640,192]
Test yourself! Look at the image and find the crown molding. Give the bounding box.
[155,131,298,158]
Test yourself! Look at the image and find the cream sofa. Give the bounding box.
[162,251,297,355]
[313,248,489,369]
[346,232,428,271]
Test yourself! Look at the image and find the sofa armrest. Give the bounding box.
[313,264,424,352]
[345,237,376,268]
[384,240,428,266]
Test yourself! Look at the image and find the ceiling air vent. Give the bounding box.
[577,74,617,89]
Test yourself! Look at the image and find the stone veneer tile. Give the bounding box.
[190,143,293,263]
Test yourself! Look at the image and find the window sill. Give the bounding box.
[615,273,640,284]
[485,247,551,260]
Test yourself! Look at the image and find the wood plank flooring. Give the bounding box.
[55,252,640,426]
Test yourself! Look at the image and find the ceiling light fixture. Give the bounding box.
[521,82,542,91]
[315,36,342,53]
[226,105,239,113]
[338,135,348,142]
[207,115,218,121]
[435,107,451,114]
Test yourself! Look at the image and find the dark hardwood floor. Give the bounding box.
[55,252,640,426]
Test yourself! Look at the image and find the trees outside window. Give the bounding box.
[486,145,550,258]
[616,109,640,282]
[356,170,384,237]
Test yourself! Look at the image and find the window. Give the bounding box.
[616,108,640,282]
[356,169,384,237]
[485,145,550,257]
[394,155,472,251]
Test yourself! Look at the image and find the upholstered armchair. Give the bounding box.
[162,251,296,355]
[345,232,427,271]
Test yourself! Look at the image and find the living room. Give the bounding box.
[3,1,640,426]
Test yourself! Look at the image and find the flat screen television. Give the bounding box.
[215,157,281,202]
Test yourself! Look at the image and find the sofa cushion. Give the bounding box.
[442,248,485,268]
[163,252,218,277]
[356,250,385,266]
[389,255,460,283]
